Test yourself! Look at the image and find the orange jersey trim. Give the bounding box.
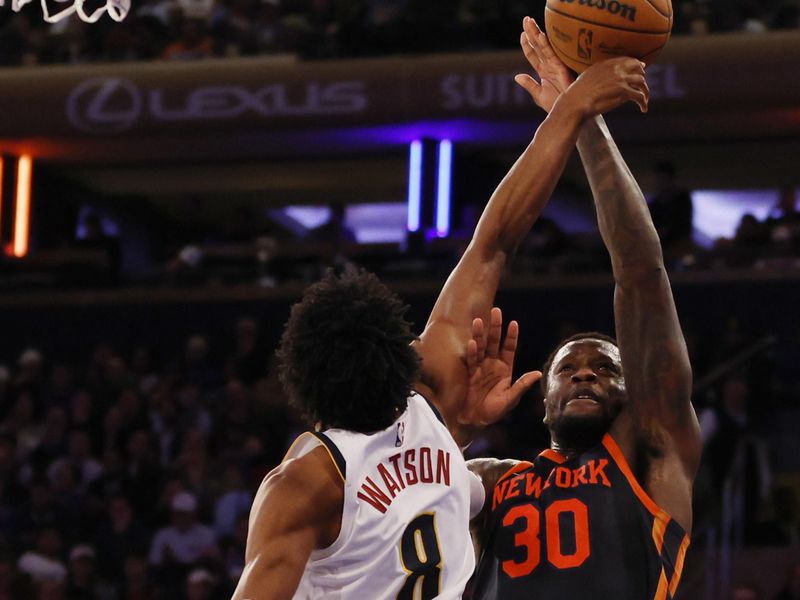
[601,433,662,517]
[496,461,534,486]
[651,511,670,555]
[538,449,567,464]
[668,534,691,596]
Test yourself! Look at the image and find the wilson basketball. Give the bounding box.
[545,0,673,73]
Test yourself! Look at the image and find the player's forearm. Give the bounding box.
[577,116,664,279]
[471,98,586,262]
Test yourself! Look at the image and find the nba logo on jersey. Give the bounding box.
[395,421,405,447]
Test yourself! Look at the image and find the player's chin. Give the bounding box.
[555,413,610,448]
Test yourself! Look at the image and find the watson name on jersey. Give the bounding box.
[287,393,476,600]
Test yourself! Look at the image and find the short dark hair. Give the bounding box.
[277,269,421,433]
[541,332,618,391]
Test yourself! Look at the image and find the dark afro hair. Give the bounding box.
[541,331,618,392]
[277,269,421,433]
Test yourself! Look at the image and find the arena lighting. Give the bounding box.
[407,140,423,232]
[435,140,452,237]
[0,157,4,235]
[13,154,32,258]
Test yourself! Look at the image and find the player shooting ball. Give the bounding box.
[468,17,701,600]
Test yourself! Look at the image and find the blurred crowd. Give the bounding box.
[0,0,798,67]
[0,287,797,597]
[0,317,304,598]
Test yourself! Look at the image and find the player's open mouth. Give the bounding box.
[566,389,601,405]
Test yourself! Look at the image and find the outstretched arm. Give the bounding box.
[414,39,650,446]
[577,117,700,469]
[521,17,699,530]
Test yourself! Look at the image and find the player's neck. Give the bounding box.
[550,438,597,459]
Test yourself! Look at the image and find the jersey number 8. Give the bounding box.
[397,513,442,599]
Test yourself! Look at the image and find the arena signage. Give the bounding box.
[66,78,368,134]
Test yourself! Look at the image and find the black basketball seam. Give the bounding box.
[642,0,672,20]
[545,5,671,35]
[552,41,592,67]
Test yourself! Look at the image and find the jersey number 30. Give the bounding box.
[502,499,590,577]
[397,513,441,599]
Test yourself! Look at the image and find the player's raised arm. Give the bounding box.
[414,36,650,446]
[232,448,343,600]
[576,115,700,513]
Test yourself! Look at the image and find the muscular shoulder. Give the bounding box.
[252,446,344,548]
[467,458,520,498]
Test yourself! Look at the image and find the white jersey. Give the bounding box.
[289,392,476,599]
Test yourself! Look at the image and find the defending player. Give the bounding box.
[232,48,650,599]
[468,18,701,599]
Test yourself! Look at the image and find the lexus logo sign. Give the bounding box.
[66,77,368,134]
[67,78,142,134]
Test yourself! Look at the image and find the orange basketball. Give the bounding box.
[545,0,673,73]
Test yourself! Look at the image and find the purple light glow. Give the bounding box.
[436,140,452,237]
[407,140,423,232]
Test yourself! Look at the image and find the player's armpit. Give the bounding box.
[232,447,344,600]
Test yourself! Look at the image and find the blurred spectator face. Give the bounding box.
[123,555,148,583]
[0,435,16,471]
[44,408,67,441]
[235,318,258,353]
[37,579,65,600]
[18,348,44,380]
[178,385,201,408]
[105,357,129,389]
[732,584,758,600]
[51,463,79,494]
[186,569,215,600]
[721,378,748,416]
[10,392,35,427]
[69,546,96,581]
[30,480,52,509]
[109,496,133,529]
[126,430,150,461]
[37,528,62,558]
[186,336,209,364]
[131,347,152,374]
[68,430,92,460]
[172,507,196,532]
[50,365,73,395]
[69,391,93,426]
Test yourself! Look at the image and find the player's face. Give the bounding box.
[543,340,626,447]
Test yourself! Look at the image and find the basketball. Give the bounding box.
[545,0,673,73]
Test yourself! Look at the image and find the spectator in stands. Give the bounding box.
[732,583,762,600]
[17,526,67,585]
[94,495,151,582]
[775,562,800,600]
[186,567,218,600]
[65,544,114,599]
[149,491,218,567]
[161,16,215,60]
[647,161,694,258]
[213,466,252,539]
[754,486,800,546]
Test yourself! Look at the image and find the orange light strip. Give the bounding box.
[0,157,4,236]
[13,154,32,258]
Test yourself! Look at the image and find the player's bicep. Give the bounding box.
[233,459,339,600]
